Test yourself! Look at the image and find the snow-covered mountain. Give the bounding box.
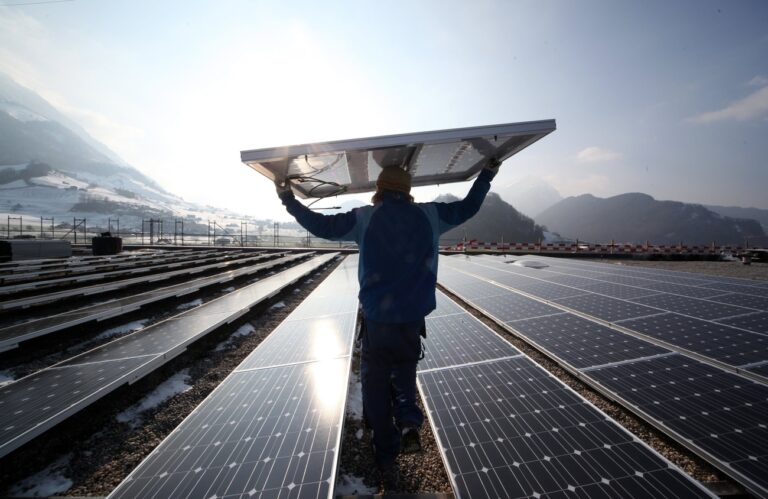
[0,72,266,232]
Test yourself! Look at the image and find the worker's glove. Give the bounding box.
[275,178,294,201]
[486,157,501,173]
[479,157,501,181]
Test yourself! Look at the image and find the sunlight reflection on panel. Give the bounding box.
[308,357,347,416]
[309,317,346,361]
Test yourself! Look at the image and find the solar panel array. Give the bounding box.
[0,254,336,459]
[0,251,289,313]
[0,252,309,352]
[439,255,768,496]
[455,255,768,377]
[0,249,191,274]
[0,250,255,297]
[418,292,712,498]
[109,255,360,499]
[0,249,224,285]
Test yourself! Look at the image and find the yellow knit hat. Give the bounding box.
[375,166,412,194]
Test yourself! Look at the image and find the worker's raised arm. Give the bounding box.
[433,158,500,233]
[276,183,359,241]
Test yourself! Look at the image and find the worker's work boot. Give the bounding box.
[378,462,401,492]
[400,426,421,453]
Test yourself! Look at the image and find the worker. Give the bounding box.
[275,156,500,490]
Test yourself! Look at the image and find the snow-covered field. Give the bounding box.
[0,164,279,234]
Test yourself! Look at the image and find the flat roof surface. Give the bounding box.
[241,120,556,198]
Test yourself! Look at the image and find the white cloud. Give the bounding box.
[576,146,621,163]
[689,85,768,124]
[747,75,768,87]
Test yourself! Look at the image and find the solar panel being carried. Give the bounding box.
[109,255,360,499]
[241,121,556,198]
[419,292,712,498]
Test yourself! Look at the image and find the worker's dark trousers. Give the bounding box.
[360,317,425,466]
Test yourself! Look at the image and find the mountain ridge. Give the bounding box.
[537,192,765,245]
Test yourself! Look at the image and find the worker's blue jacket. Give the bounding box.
[279,169,495,323]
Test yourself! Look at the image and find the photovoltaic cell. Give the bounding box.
[628,294,756,321]
[236,313,357,371]
[427,293,468,318]
[552,294,660,323]
[578,282,662,300]
[537,274,600,288]
[468,294,562,323]
[632,282,731,299]
[617,313,768,367]
[708,293,768,310]
[438,271,508,301]
[507,314,669,370]
[715,312,768,335]
[285,294,360,321]
[701,282,768,297]
[420,306,520,372]
[583,275,661,288]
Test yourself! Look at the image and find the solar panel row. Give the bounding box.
[0,249,231,285]
[0,251,252,297]
[0,251,287,312]
[418,292,712,498]
[439,257,768,496]
[109,255,359,499]
[0,252,311,352]
[0,249,195,273]
[0,251,236,286]
[0,249,201,277]
[453,256,768,376]
[0,254,337,460]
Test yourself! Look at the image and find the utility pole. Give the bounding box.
[273,222,279,247]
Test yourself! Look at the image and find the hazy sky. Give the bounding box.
[1,0,767,220]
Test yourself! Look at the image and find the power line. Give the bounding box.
[0,0,74,6]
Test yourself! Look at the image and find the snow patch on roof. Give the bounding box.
[9,454,72,497]
[334,473,377,495]
[116,369,192,425]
